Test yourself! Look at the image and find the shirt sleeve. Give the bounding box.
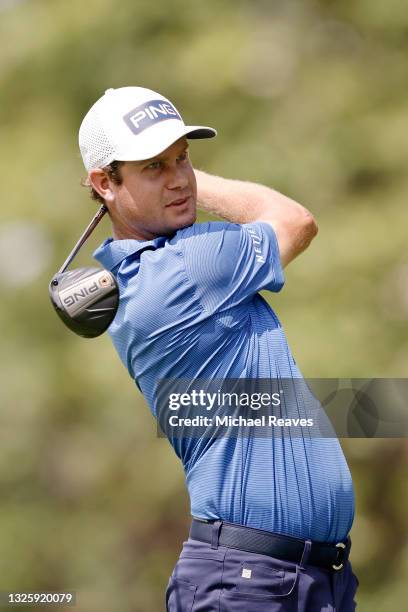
[176,221,285,312]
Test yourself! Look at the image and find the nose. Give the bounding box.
[166,164,189,191]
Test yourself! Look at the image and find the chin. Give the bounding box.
[158,203,197,236]
[158,218,196,238]
[173,209,197,231]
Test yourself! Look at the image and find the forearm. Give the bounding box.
[195,169,311,225]
[195,169,318,267]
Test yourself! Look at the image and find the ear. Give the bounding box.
[88,168,115,204]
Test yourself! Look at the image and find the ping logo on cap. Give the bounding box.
[123,99,182,135]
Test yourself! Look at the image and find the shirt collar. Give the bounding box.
[93,235,167,271]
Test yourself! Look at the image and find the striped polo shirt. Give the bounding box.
[94,221,354,542]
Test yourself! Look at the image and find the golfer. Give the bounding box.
[79,86,358,611]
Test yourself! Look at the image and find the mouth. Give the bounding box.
[166,196,192,208]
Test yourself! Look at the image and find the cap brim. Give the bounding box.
[114,121,217,163]
[184,125,217,140]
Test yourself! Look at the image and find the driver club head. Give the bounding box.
[49,267,119,338]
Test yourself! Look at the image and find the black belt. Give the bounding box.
[190,518,351,571]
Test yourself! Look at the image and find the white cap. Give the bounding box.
[79,86,217,171]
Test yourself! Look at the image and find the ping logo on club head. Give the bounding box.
[62,281,99,308]
[123,99,182,135]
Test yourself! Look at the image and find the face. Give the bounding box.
[90,137,197,241]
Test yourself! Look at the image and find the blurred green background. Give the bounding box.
[0,0,407,610]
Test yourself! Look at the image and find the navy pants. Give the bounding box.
[166,538,358,611]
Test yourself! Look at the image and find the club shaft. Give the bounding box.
[58,205,108,274]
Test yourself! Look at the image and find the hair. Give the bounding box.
[82,160,125,205]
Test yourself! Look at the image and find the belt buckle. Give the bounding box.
[332,542,346,571]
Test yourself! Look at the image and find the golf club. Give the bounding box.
[49,205,119,338]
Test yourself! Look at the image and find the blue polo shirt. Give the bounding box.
[94,221,354,543]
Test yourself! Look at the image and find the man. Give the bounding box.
[79,86,357,610]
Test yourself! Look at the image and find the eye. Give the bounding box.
[177,150,189,163]
[145,160,163,170]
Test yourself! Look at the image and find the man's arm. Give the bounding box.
[195,170,318,268]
